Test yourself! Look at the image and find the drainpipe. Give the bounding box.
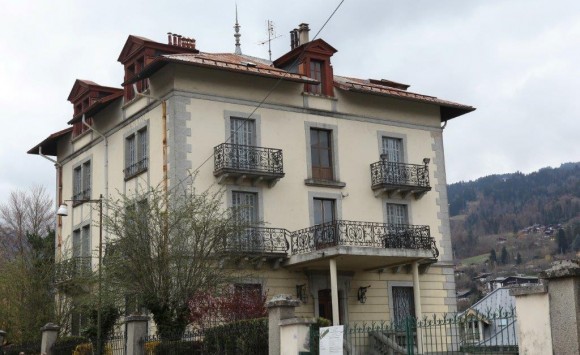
[39,147,63,259]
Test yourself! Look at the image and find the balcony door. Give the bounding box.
[232,191,259,251]
[382,137,404,183]
[230,118,255,170]
[313,198,336,249]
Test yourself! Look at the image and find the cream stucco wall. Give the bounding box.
[54,61,459,325]
[514,292,552,355]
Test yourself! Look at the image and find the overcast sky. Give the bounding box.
[1,0,578,203]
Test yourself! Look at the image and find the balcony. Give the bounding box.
[54,256,92,284]
[124,157,148,180]
[287,220,438,270]
[214,143,284,186]
[222,227,290,257]
[370,160,431,198]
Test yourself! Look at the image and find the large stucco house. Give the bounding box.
[28,23,474,334]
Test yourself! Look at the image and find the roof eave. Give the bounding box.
[27,127,73,156]
[123,57,318,86]
[67,91,124,125]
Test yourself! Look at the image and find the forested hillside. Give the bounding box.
[449,162,580,258]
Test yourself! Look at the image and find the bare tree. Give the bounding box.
[102,179,249,338]
[0,185,53,258]
[0,185,54,343]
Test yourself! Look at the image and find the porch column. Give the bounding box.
[329,258,340,325]
[412,261,423,353]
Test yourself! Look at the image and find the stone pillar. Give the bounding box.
[125,315,149,355]
[267,294,300,355]
[40,323,60,355]
[279,317,316,355]
[541,259,580,355]
[509,284,551,355]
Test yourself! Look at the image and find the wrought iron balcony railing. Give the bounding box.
[72,189,92,205]
[214,143,284,177]
[290,220,438,257]
[54,256,92,284]
[370,161,430,194]
[124,157,148,179]
[222,227,289,255]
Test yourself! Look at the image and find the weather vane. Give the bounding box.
[258,20,282,61]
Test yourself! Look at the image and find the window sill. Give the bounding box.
[304,179,346,189]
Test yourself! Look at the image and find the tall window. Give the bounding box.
[392,286,415,327]
[386,203,408,225]
[73,161,91,201]
[125,127,148,179]
[382,137,403,162]
[313,198,335,225]
[310,129,333,180]
[230,118,256,170]
[232,191,258,225]
[308,60,324,94]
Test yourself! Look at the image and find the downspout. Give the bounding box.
[441,119,448,130]
[39,147,63,259]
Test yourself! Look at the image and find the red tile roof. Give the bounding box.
[68,91,124,124]
[124,52,318,85]
[334,76,475,120]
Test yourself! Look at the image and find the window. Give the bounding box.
[313,198,335,226]
[381,137,403,162]
[71,310,89,336]
[125,127,148,179]
[386,203,408,226]
[230,118,255,146]
[392,286,415,327]
[313,198,336,249]
[232,191,258,225]
[73,161,91,202]
[310,128,333,180]
[307,60,323,94]
[72,225,91,276]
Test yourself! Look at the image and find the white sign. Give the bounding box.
[319,325,344,355]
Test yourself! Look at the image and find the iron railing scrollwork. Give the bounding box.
[370,161,430,189]
[124,157,148,179]
[223,227,289,254]
[54,256,92,283]
[214,143,284,175]
[290,220,437,257]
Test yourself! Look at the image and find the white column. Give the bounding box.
[329,258,340,325]
[412,261,423,354]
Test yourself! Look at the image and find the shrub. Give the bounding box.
[204,318,268,354]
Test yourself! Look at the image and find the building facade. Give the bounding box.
[29,24,474,332]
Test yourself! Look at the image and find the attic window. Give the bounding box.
[307,60,323,95]
[240,61,257,67]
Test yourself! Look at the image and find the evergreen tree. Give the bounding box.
[516,252,522,264]
[500,246,509,265]
[489,249,497,265]
[556,229,568,254]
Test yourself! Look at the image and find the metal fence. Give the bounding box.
[311,309,518,355]
[50,333,126,355]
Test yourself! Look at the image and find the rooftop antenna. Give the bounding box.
[258,20,282,61]
[234,4,242,55]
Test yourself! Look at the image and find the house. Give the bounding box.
[28,22,474,335]
[459,287,518,351]
[487,275,539,292]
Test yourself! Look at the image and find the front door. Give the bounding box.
[318,289,342,324]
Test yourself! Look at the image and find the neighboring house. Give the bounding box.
[459,287,518,350]
[28,23,474,335]
[487,275,539,292]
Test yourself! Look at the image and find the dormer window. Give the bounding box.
[307,60,324,94]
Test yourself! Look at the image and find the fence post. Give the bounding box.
[267,294,301,355]
[125,315,149,355]
[40,323,60,355]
